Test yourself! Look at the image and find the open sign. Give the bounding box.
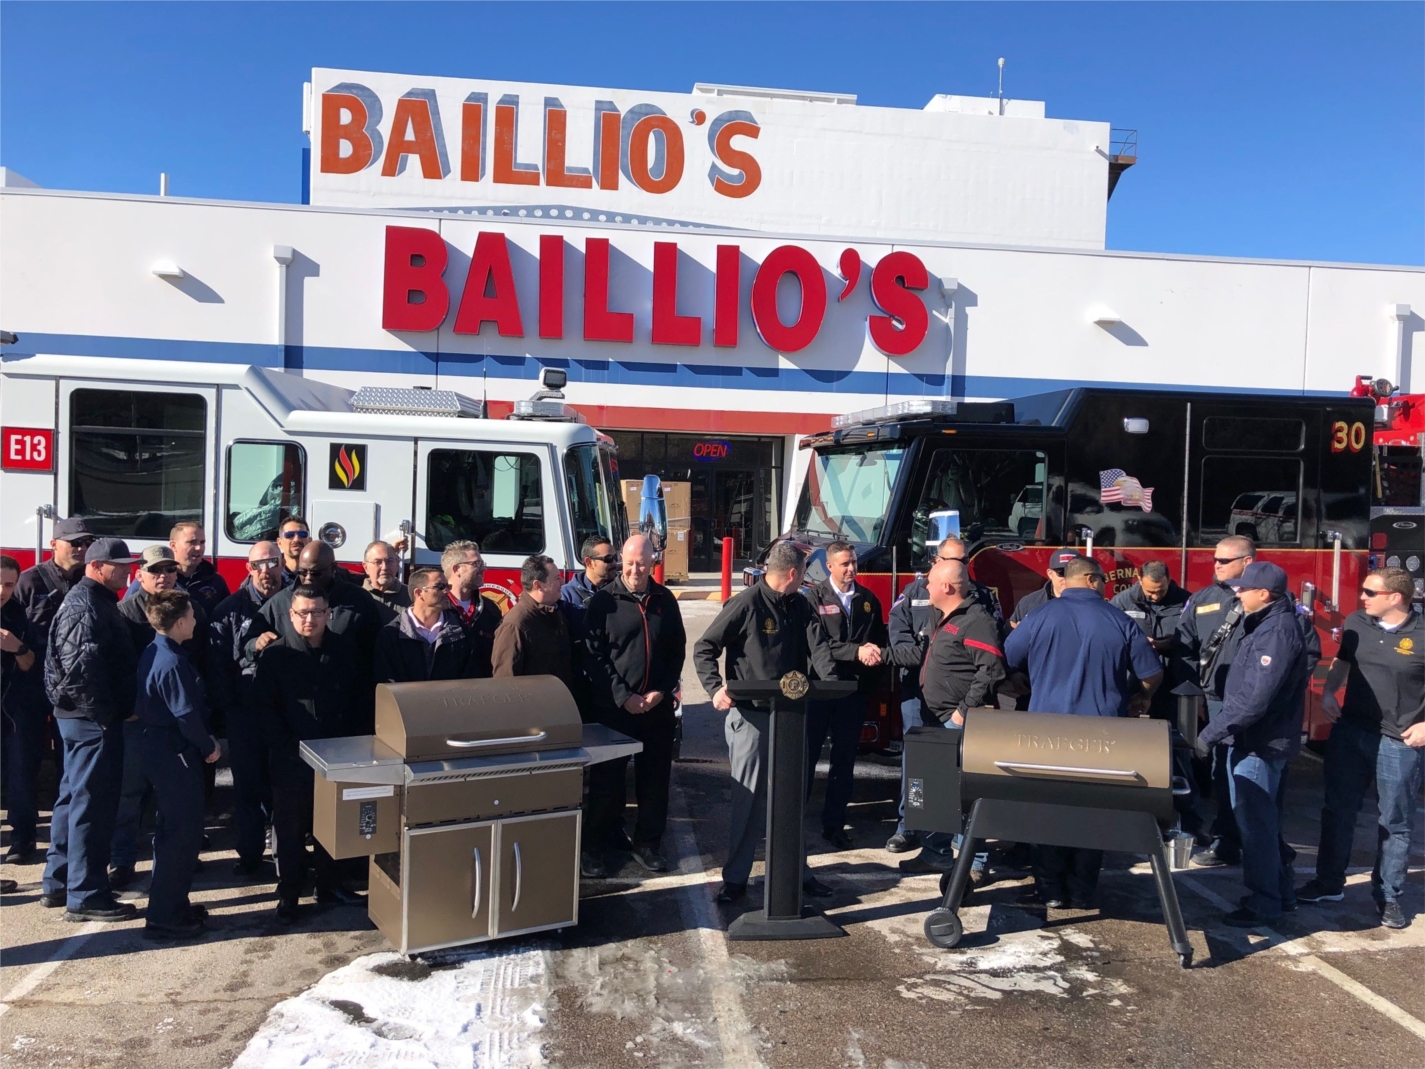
[692,439,731,461]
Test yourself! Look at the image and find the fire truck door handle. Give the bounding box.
[447,731,547,749]
[511,842,523,911]
[994,761,1145,785]
[471,846,482,919]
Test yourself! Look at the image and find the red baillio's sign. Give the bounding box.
[381,226,932,357]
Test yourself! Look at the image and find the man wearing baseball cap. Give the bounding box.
[1197,561,1309,926]
[40,537,141,921]
[1007,548,1084,628]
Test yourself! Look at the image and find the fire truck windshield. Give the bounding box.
[793,443,907,543]
[565,443,623,551]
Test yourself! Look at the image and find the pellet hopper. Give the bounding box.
[300,676,641,954]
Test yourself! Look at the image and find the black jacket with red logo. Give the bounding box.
[908,600,1005,724]
[583,577,686,718]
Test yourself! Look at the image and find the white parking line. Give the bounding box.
[667,777,765,1069]
[1176,874,1425,1041]
[0,920,105,1018]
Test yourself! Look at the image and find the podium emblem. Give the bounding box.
[780,671,810,700]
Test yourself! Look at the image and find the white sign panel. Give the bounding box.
[307,67,1112,249]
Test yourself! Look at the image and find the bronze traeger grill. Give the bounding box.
[299,676,641,955]
[904,709,1196,968]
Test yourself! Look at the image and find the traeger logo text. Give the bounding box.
[1017,734,1115,755]
[440,693,530,708]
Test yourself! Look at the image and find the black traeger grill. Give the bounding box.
[300,676,641,955]
[904,709,1196,968]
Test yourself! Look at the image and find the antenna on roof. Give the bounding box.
[997,58,1005,115]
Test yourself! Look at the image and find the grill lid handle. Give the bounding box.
[445,730,549,749]
[994,760,1146,785]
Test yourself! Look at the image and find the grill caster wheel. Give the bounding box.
[1178,950,1193,970]
[936,871,971,905]
[924,908,963,949]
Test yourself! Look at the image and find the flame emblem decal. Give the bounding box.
[328,443,367,491]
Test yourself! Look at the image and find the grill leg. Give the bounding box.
[940,799,983,913]
[1149,837,1194,968]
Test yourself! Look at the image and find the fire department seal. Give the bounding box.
[780,670,810,700]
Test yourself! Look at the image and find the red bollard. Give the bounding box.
[654,559,665,585]
[720,533,735,602]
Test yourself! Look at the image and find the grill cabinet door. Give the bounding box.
[494,811,580,936]
[404,821,494,951]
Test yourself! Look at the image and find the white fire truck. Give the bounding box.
[0,355,627,602]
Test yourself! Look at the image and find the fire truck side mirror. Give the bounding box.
[639,475,668,551]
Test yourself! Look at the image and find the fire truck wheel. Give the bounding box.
[924,908,962,949]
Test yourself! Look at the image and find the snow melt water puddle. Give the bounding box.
[231,944,552,1069]
[851,875,1134,1008]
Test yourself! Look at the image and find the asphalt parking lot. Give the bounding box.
[2,597,1423,1068]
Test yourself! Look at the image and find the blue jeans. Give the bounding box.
[1227,746,1296,918]
[110,720,154,868]
[141,731,206,926]
[43,717,125,910]
[1316,718,1424,905]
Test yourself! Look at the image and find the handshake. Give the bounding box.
[856,643,884,667]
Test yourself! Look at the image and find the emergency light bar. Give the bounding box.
[511,399,583,422]
[831,399,1014,429]
[351,386,485,418]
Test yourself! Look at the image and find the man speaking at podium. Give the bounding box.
[695,543,840,906]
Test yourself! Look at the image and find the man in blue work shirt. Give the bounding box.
[134,590,219,940]
[1004,557,1163,908]
[1197,561,1308,926]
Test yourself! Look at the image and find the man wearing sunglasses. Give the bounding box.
[560,536,618,718]
[275,516,311,581]
[110,546,209,889]
[252,541,381,669]
[1298,568,1423,929]
[374,567,479,684]
[209,542,284,876]
[1197,561,1308,926]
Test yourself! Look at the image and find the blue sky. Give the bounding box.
[1,1,1420,265]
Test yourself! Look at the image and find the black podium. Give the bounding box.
[724,672,857,941]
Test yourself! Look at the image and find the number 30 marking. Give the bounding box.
[1330,420,1367,453]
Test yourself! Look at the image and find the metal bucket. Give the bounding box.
[1167,830,1195,870]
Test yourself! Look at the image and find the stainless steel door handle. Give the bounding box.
[994,760,1145,784]
[511,842,523,912]
[446,731,548,749]
[471,846,482,919]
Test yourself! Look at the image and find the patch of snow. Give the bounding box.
[231,944,552,1069]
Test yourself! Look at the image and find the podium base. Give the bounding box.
[727,907,846,941]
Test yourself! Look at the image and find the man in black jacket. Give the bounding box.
[14,516,95,785]
[886,558,1006,875]
[252,541,381,666]
[208,541,283,876]
[373,567,477,683]
[583,535,686,875]
[885,536,1002,853]
[39,537,140,921]
[803,540,887,851]
[255,584,372,923]
[1197,563,1308,926]
[694,542,839,904]
[442,540,502,678]
[2,555,46,864]
[1008,548,1083,627]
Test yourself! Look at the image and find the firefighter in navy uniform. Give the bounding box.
[1178,535,1320,868]
[1298,567,1424,929]
[803,541,888,851]
[1007,548,1083,628]
[1197,562,1308,926]
[885,536,1001,854]
[694,542,839,904]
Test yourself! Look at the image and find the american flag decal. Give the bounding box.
[1100,468,1154,512]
